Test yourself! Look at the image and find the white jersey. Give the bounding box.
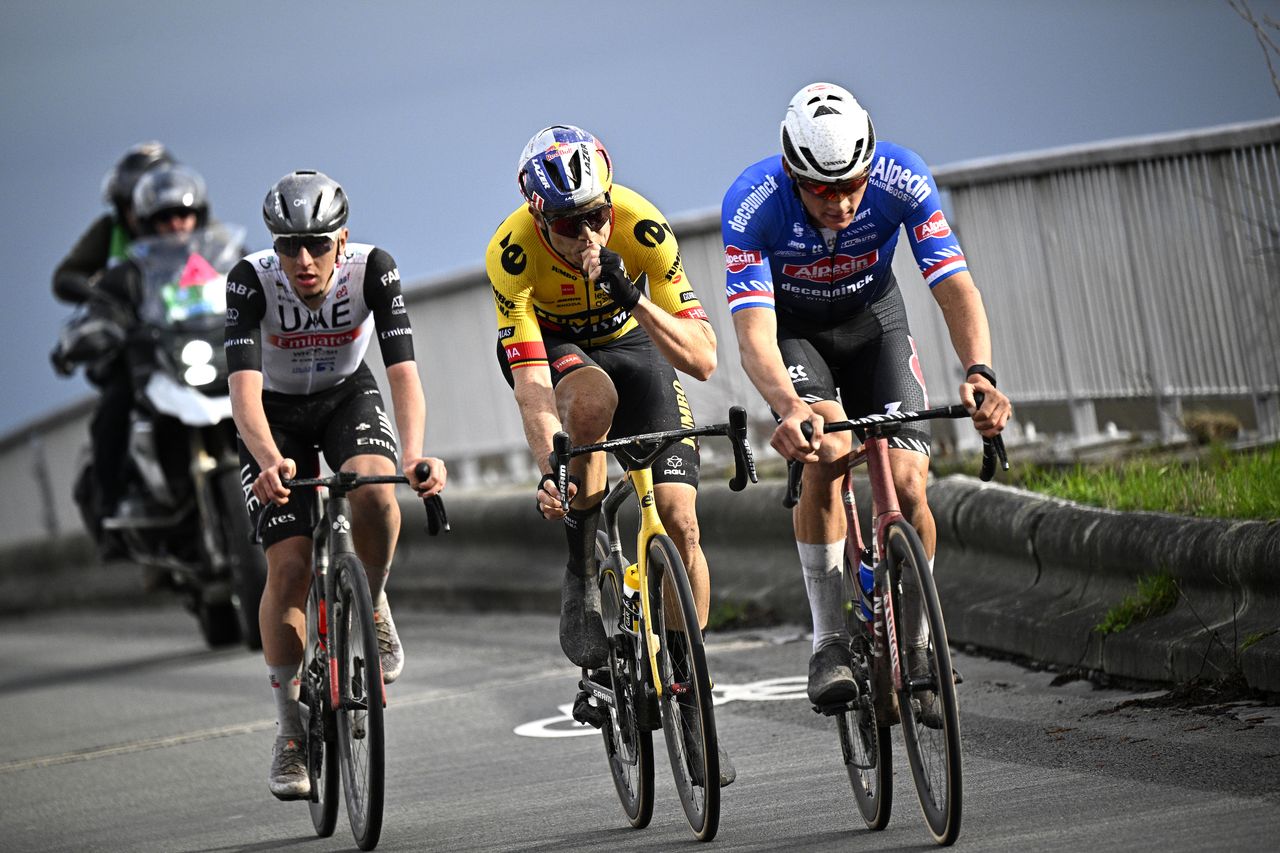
[225,242,414,395]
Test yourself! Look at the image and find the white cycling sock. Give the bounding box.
[269,662,303,739]
[798,541,851,652]
[902,556,935,648]
[365,564,390,607]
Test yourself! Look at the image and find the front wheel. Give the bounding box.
[332,554,385,851]
[649,534,719,842]
[596,532,655,828]
[887,521,962,846]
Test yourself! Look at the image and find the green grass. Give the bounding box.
[704,598,780,632]
[1095,573,1181,635]
[1241,629,1278,653]
[1013,444,1280,520]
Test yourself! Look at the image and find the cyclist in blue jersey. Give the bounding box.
[722,82,1011,708]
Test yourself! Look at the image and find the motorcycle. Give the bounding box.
[53,224,266,650]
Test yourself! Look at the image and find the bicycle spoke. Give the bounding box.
[837,633,892,830]
[594,532,654,830]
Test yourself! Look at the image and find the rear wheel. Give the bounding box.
[302,581,339,838]
[838,632,892,830]
[887,521,962,846]
[595,531,654,828]
[649,534,719,842]
[333,554,385,851]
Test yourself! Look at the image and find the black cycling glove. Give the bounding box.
[595,247,646,311]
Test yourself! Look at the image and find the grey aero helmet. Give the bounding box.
[131,163,209,225]
[780,82,876,182]
[263,170,349,236]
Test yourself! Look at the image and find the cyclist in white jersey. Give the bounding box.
[225,170,447,800]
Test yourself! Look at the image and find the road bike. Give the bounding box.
[784,403,1006,846]
[551,406,757,842]
[258,464,448,851]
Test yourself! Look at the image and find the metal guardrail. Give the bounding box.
[7,120,1278,547]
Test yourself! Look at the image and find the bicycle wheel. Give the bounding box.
[595,531,654,829]
[302,581,339,837]
[836,630,892,830]
[648,534,720,842]
[332,554,385,851]
[886,521,962,845]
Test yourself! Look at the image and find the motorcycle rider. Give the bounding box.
[51,142,178,555]
[77,163,230,540]
[52,140,176,306]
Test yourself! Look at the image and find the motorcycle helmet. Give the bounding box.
[262,170,348,235]
[780,82,876,183]
[516,125,613,212]
[101,141,175,215]
[132,164,210,233]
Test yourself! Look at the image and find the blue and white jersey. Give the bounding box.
[721,142,966,328]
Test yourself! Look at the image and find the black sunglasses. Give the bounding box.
[544,200,612,238]
[148,207,198,224]
[274,234,336,258]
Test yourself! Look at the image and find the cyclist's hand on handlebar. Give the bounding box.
[253,458,296,506]
[536,473,576,521]
[405,456,447,497]
[960,376,1012,438]
[772,404,823,463]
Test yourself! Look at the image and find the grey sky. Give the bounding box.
[2,0,1277,435]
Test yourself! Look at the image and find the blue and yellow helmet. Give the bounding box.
[516,125,613,213]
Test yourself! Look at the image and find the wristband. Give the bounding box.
[966,363,998,388]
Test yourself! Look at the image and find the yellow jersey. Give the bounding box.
[486,184,708,372]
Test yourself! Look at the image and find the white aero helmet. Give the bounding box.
[780,82,876,183]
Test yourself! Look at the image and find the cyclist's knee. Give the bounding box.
[558,370,617,438]
[803,454,847,490]
[656,492,700,549]
[894,469,928,514]
[350,482,398,525]
[815,428,852,464]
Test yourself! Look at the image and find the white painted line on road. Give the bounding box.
[0,719,275,773]
[1,666,577,773]
[513,676,809,738]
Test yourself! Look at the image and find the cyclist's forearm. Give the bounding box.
[932,273,993,371]
[732,311,806,417]
[386,361,426,460]
[630,301,717,380]
[229,370,283,468]
[513,371,560,473]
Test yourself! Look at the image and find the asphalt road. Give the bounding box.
[2,604,1278,852]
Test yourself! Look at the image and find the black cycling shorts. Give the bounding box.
[777,286,931,455]
[497,326,700,487]
[239,362,399,549]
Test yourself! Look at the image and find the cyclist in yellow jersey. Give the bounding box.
[486,125,719,662]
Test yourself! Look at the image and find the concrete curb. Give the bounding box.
[3,476,1276,693]
[931,477,1280,693]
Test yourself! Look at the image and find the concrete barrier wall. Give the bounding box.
[6,475,1276,694]
[930,477,1280,692]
